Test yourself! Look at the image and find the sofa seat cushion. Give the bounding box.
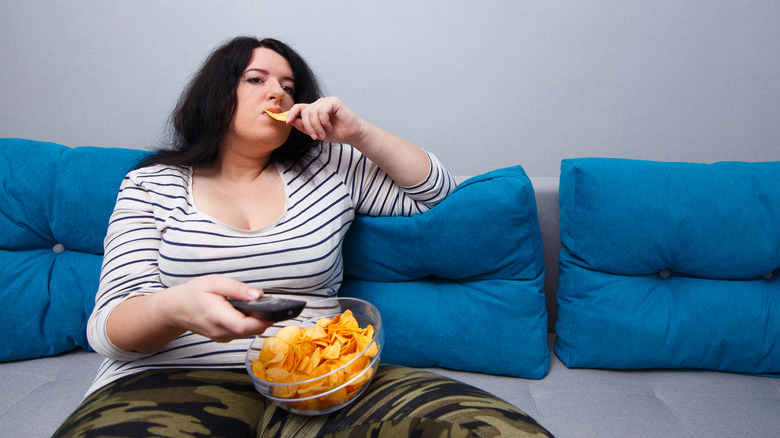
[555,158,780,374]
[0,138,146,361]
[342,166,549,379]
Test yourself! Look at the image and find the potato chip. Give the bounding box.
[275,325,301,344]
[321,341,342,360]
[265,109,289,122]
[251,309,378,410]
[258,337,289,365]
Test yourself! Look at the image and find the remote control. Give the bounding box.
[227,296,306,322]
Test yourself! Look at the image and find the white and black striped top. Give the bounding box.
[86,142,454,395]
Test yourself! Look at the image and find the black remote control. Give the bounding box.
[227,296,306,322]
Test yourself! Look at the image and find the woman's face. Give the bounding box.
[224,47,295,154]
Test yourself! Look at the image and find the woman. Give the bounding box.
[85,36,451,374]
[54,37,549,437]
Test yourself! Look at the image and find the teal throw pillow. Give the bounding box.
[555,158,780,374]
[342,166,549,379]
[0,138,146,361]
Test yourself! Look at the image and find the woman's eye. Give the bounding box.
[247,77,264,84]
[282,86,294,95]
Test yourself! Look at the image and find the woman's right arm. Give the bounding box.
[103,274,269,354]
[87,174,271,358]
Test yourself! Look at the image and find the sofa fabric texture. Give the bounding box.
[555,157,780,374]
[0,139,550,380]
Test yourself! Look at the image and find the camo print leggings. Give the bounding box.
[53,364,553,438]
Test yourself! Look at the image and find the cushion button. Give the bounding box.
[658,269,671,279]
[52,243,65,254]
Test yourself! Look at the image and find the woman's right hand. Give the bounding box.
[106,274,274,354]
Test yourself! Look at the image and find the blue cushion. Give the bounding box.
[0,250,101,360]
[0,138,146,361]
[555,158,780,374]
[342,166,549,379]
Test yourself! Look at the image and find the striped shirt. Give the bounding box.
[86,142,454,395]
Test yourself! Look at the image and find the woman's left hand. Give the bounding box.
[287,97,366,144]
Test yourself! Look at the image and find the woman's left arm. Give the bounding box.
[288,97,431,187]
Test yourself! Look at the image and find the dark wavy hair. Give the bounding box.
[139,36,323,169]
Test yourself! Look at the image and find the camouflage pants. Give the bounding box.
[53,364,553,438]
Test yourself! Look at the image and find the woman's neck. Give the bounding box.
[199,150,272,184]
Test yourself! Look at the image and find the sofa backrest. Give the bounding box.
[530,177,562,333]
[1,139,551,380]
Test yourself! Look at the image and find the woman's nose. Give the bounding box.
[267,81,284,101]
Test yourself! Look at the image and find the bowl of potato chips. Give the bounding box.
[245,297,384,415]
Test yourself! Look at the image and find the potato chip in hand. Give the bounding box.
[265,109,289,122]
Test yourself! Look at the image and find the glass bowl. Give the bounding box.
[245,297,384,415]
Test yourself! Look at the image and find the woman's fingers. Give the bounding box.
[198,274,262,301]
[290,97,358,142]
[299,100,331,140]
[171,275,272,341]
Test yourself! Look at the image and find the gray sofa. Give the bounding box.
[1,140,779,437]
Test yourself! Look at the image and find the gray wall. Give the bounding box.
[2,1,779,178]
